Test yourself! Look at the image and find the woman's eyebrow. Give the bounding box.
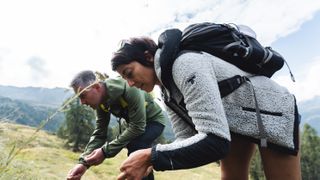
[122,68,129,76]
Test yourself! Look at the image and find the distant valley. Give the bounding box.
[0,85,176,140]
[0,85,319,136]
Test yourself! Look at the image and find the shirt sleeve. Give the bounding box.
[164,104,196,142]
[79,109,110,164]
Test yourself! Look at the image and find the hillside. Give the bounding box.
[0,85,320,136]
[1,84,318,138]
[0,85,72,108]
[0,85,176,140]
[0,96,64,132]
[0,122,221,180]
[298,96,320,134]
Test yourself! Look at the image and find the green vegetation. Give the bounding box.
[298,96,320,134]
[1,84,319,179]
[0,122,221,179]
[0,96,65,132]
[2,120,320,179]
[250,150,265,180]
[0,85,94,176]
[301,124,320,179]
[249,123,320,179]
[57,98,95,151]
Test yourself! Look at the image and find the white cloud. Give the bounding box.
[146,0,320,45]
[26,56,48,82]
[0,0,320,89]
[274,57,320,102]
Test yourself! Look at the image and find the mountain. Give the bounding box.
[0,85,71,132]
[0,85,318,136]
[298,96,320,134]
[0,85,72,108]
[0,85,175,139]
[0,96,64,132]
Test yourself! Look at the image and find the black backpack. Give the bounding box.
[158,22,294,143]
[181,23,286,77]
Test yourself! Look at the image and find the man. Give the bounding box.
[66,70,166,180]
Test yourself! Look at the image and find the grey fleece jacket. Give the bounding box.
[154,50,298,152]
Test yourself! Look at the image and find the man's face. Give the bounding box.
[76,84,102,109]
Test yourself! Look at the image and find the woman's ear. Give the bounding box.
[144,50,154,62]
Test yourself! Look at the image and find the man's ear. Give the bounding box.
[144,51,154,62]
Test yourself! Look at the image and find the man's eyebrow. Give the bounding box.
[77,87,90,94]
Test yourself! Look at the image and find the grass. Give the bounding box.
[0,122,221,179]
[0,81,99,177]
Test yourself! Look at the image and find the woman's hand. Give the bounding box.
[117,148,153,180]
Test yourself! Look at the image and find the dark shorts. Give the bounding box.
[127,121,165,155]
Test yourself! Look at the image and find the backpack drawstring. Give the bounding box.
[284,60,296,82]
[245,77,268,147]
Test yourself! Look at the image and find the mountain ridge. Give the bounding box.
[0,85,72,107]
[0,85,318,135]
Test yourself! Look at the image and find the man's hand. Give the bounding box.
[117,148,153,180]
[66,164,87,180]
[84,148,105,166]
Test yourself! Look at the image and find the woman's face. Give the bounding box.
[116,61,158,92]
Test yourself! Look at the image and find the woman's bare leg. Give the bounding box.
[220,135,256,180]
[259,147,301,180]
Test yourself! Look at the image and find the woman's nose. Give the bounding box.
[127,79,135,87]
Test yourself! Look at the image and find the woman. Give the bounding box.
[110,36,301,180]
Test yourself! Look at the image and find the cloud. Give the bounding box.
[0,0,320,89]
[26,56,48,82]
[0,52,3,70]
[146,0,320,45]
[274,57,320,102]
[0,59,2,73]
[0,48,11,68]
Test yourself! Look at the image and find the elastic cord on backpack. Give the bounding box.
[284,60,296,82]
[245,78,268,147]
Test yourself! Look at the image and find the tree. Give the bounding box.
[250,150,265,180]
[58,98,95,152]
[301,123,320,179]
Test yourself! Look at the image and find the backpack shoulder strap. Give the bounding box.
[158,29,182,92]
[161,87,196,131]
[162,75,248,132]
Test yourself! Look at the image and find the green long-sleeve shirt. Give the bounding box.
[79,77,165,164]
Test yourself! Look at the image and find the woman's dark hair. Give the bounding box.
[111,37,158,71]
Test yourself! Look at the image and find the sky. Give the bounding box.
[0,0,320,102]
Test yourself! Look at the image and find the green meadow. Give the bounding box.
[0,122,221,180]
